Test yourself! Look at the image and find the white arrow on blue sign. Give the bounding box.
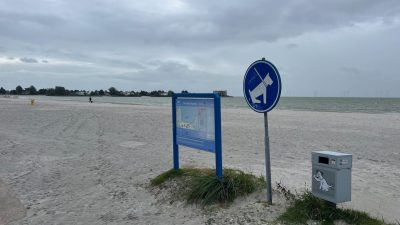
[243,59,282,113]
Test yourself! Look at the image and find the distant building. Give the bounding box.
[213,90,228,97]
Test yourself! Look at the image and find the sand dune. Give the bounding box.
[0,98,399,224]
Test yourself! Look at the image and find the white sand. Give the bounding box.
[0,98,399,224]
[0,179,26,224]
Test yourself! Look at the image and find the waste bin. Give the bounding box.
[312,151,352,203]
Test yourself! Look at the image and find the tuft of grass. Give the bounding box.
[150,168,265,205]
[277,190,388,225]
[150,168,185,186]
[188,169,265,205]
[150,168,212,186]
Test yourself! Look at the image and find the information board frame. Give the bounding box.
[172,93,222,178]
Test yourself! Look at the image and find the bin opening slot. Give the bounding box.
[319,156,329,164]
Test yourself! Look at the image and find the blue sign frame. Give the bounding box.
[172,93,223,178]
[243,59,282,113]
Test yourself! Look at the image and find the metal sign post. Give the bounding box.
[264,112,272,203]
[243,58,282,204]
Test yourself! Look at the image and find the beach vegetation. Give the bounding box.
[26,85,37,95]
[167,90,174,96]
[15,85,23,95]
[0,87,6,94]
[276,183,390,225]
[151,168,265,205]
[150,168,187,186]
[108,87,120,96]
[38,88,47,95]
[1,85,179,97]
[55,86,67,95]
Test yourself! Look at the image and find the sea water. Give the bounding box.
[21,96,400,114]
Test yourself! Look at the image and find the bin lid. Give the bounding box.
[312,150,352,169]
[313,150,352,156]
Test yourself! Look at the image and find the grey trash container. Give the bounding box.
[312,151,352,203]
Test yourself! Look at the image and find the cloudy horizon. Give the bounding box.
[1,0,400,97]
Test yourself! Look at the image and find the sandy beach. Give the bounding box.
[0,97,399,224]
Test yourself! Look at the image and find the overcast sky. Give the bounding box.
[1,0,400,97]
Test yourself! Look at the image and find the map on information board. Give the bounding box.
[176,98,215,152]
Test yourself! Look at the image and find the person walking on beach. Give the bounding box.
[89,96,93,103]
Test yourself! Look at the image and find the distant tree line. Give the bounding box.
[0,85,186,97]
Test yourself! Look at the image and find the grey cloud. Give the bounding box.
[341,67,361,76]
[1,0,400,97]
[96,60,235,92]
[100,61,202,83]
[286,43,298,49]
[20,57,38,63]
[1,0,399,48]
[94,57,146,70]
[0,10,66,43]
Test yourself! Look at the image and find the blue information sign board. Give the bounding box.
[172,93,222,178]
[243,59,282,113]
[176,98,216,152]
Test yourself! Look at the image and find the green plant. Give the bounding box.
[277,190,388,225]
[188,169,264,205]
[150,168,185,186]
[150,168,265,205]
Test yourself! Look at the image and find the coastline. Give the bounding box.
[5,95,400,114]
[0,97,399,224]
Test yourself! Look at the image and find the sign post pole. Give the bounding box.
[243,58,281,204]
[172,96,179,170]
[214,94,223,179]
[264,112,272,204]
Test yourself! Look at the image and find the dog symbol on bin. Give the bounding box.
[248,68,273,104]
[314,170,333,192]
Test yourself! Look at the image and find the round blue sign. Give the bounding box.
[243,59,282,113]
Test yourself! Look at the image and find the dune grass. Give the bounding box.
[152,170,394,224]
[276,183,390,225]
[151,168,265,205]
[150,168,187,186]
